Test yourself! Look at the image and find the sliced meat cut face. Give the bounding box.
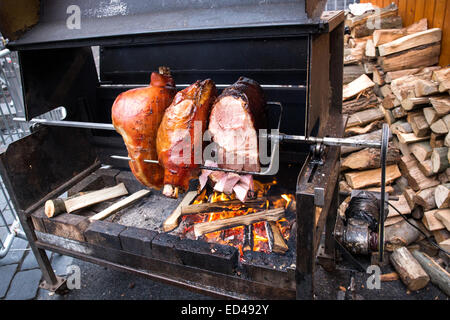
[208,95,260,172]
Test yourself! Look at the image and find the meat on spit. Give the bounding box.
[112,68,176,189]
[157,79,217,198]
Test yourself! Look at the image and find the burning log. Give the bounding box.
[180,198,266,215]
[193,208,285,238]
[269,221,288,254]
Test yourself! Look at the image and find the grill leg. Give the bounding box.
[17,209,67,293]
[295,194,315,300]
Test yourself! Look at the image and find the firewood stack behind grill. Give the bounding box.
[341,2,450,295]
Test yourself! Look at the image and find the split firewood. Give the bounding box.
[391,120,412,134]
[430,133,445,148]
[372,66,385,86]
[162,191,198,232]
[346,107,385,128]
[380,84,393,98]
[399,155,439,191]
[430,96,450,117]
[378,42,441,73]
[407,111,430,138]
[430,119,448,135]
[435,200,450,224]
[386,216,404,226]
[269,221,288,254]
[372,18,427,46]
[344,164,401,189]
[446,133,450,147]
[193,208,285,237]
[411,250,450,297]
[388,194,412,217]
[180,198,266,215]
[89,189,150,221]
[346,3,398,29]
[392,106,407,119]
[414,187,437,211]
[440,239,450,252]
[344,64,366,84]
[385,68,421,83]
[44,183,128,218]
[443,114,450,131]
[417,159,434,177]
[378,28,442,57]
[396,132,430,145]
[343,74,375,101]
[340,146,400,171]
[409,141,432,162]
[390,247,430,291]
[422,209,450,231]
[439,170,450,184]
[383,93,401,110]
[423,107,439,126]
[385,219,420,251]
[351,15,402,39]
[433,229,450,244]
[403,187,416,210]
[380,106,395,126]
[401,97,430,112]
[365,39,376,58]
[432,147,449,174]
[342,91,378,114]
[435,184,450,210]
[345,120,382,136]
[432,67,450,93]
[344,42,366,65]
[414,79,439,97]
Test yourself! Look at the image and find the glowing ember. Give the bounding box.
[183,179,293,257]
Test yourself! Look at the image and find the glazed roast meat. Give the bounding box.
[208,77,267,172]
[157,79,217,198]
[111,70,176,189]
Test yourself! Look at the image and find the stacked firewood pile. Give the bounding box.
[341,3,450,294]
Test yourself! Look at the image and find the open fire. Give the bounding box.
[180,179,295,259]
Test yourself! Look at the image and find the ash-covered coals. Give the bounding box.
[112,190,182,232]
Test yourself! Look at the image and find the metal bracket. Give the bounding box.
[39,275,68,294]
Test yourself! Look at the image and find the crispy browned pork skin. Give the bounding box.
[157,79,217,198]
[111,70,176,189]
[205,77,267,201]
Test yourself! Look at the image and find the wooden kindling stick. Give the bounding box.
[193,208,285,238]
[44,183,128,218]
[89,189,151,221]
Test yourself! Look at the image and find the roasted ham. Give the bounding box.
[157,79,217,198]
[111,69,176,189]
[208,77,266,172]
[202,77,266,201]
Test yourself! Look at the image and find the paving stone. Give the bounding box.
[5,269,42,300]
[0,264,18,298]
[0,238,28,266]
[52,253,73,276]
[21,250,52,271]
[36,288,64,300]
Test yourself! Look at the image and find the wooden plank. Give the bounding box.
[162,191,198,232]
[438,0,450,66]
[424,0,437,27]
[378,28,442,57]
[405,0,417,27]
[433,0,447,29]
[89,189,151,221]
[414,0,427,23]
